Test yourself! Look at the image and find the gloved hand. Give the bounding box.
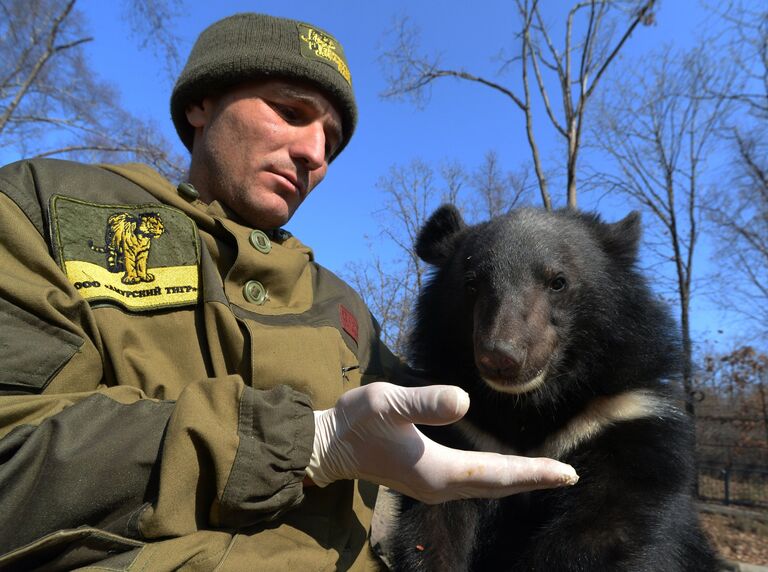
[305,382,579,504]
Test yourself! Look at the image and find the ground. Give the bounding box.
[700,504,768,566]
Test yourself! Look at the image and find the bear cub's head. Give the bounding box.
[411,205,667,400]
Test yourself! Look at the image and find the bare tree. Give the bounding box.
[705,2,768,339]
[707,131,768,337]
[704,1,767,118]
[380,0,656,210]
[592,47,733,413]
[0,0,186,180]
[469,151,532,221]
[345,160,444,353]
[122,0,185,82]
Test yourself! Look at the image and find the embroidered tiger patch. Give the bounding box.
[88,212,165,284]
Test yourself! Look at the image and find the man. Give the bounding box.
[0,13,576,571]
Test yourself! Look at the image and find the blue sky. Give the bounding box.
[21,1,756,349]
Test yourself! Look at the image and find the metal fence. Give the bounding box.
[698,464,768,508]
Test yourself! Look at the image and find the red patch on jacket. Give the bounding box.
[339,304,358,344]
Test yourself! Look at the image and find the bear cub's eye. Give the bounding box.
[549,275,568,292]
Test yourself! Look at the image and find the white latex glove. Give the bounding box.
[306,382,579,504]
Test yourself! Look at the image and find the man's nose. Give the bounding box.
[291,121,327,171]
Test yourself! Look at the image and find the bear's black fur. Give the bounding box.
[391,206,717,572]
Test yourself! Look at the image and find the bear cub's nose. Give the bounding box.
[476,341,525,380]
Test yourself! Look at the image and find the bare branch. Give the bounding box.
[593,43,730,410]
[415,69,527,110]
[526,36,568,137]
[0,0,91,135]
[379,2,657,209]
[584,0,656,101]
[0,0,186,179]
[121,0,184,81]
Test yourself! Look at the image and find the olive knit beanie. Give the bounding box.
[171,13,356,160]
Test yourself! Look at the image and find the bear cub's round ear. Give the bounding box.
[415,204,466,266]
[602,211,642,266]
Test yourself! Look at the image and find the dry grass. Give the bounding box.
[700,506,768,566]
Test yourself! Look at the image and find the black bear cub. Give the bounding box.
[391,206,717,572]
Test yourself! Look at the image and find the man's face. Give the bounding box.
[186,79,343,229]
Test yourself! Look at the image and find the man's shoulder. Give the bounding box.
[0,159,166,235]
[0,159,98,233]
[0,157,103,182]
[0,159,167,189]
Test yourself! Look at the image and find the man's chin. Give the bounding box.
[220,188,300,230]
[243,204,296,230]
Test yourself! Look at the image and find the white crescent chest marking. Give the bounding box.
[454,389,682,460]
[533,389,682,460]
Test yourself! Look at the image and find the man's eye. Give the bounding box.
[274,104,300,122]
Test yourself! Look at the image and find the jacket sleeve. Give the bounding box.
[0,191,314,554]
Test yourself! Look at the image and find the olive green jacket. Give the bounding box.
[0,159,398,571]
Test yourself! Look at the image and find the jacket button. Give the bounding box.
[274,229,292,241]
[243,280,267,305]
[249,229,272,253]
[177,182,199,200]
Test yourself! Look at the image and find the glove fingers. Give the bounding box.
[387,385,470,426]
[491,454,578,492]
[413,446,579,503]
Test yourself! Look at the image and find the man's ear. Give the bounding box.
[185,98,214,129]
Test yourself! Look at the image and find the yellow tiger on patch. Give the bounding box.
[88,212,165,284]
